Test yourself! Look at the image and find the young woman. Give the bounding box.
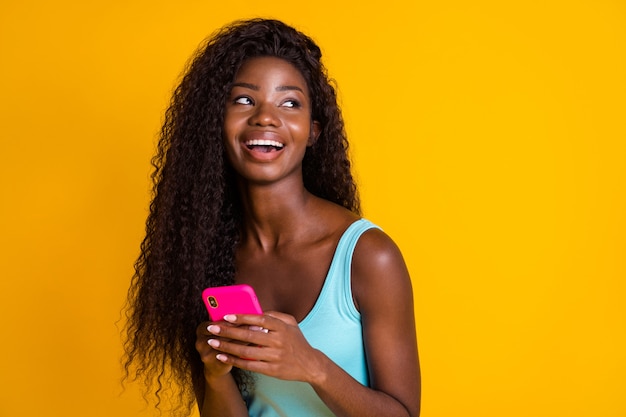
[124,18,420,417]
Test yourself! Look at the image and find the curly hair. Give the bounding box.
[122,18,360,413]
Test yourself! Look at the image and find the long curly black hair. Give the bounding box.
[123,18,360,413]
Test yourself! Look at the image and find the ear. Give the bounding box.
[308,121,321,146]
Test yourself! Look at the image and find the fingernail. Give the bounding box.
[223,314,236,322]
[216,354,228,362]
[250,326,269,333]
[207,325,220,334]
[207,339,220,348]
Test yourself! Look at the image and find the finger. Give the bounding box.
[248,325,270,333]
[198,320,238,338]
[216,350,280,375]
[223,312,295,330]
[222,313,271,327]
[209,323,273,347]
[212,338,276,362]
[196,336,225,364]
[264,311,298,325]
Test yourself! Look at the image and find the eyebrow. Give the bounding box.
[276,85,304,93]
[231,82,304,93]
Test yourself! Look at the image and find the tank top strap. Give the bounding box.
[300,218,381,327]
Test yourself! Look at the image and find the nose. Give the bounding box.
[249,102,281,127]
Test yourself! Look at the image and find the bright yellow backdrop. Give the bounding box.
[1,1,624,416]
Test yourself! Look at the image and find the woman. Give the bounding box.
[124,18,420,417]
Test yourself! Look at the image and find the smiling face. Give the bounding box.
[223,56,320,186]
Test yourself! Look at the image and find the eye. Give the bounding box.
[281,99,301,108]
[233,96,253,105]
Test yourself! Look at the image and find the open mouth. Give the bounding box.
[245,139,285,153]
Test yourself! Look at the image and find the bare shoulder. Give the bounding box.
[308,196,361,239]
[352,226,410,283]
[351,226,414,313]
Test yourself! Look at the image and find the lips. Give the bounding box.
[240,132,285,160]
[241,131,285,158]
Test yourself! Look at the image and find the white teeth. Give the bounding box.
[245,139,284,148]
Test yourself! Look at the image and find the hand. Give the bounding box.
[195,320,241,381]
[206,312,326,384]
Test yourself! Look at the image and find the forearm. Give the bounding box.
[199,373,249,417]
[309,350,416,417]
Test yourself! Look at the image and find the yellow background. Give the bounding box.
[1,1,624,416]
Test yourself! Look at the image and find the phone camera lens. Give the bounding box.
[208,296,218,308]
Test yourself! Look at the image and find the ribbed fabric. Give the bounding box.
[247,219,379,417]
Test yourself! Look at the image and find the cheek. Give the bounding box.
[222,136,238,165]
[222,112,237,139]
[287,115,314,138]
[223,113,244,146]
[222,120,239,163]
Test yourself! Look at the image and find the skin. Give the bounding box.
[194,56,420,417]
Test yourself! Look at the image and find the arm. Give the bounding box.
[349,228,421,416]
[310,228,420,416]
[208,229,420,417]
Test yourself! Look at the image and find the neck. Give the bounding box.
[236,178,315,250]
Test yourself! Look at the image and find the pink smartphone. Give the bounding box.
[202,284,263,321]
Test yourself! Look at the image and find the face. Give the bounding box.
[223,56,320,185]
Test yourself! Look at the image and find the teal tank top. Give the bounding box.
[246,219,379,417]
